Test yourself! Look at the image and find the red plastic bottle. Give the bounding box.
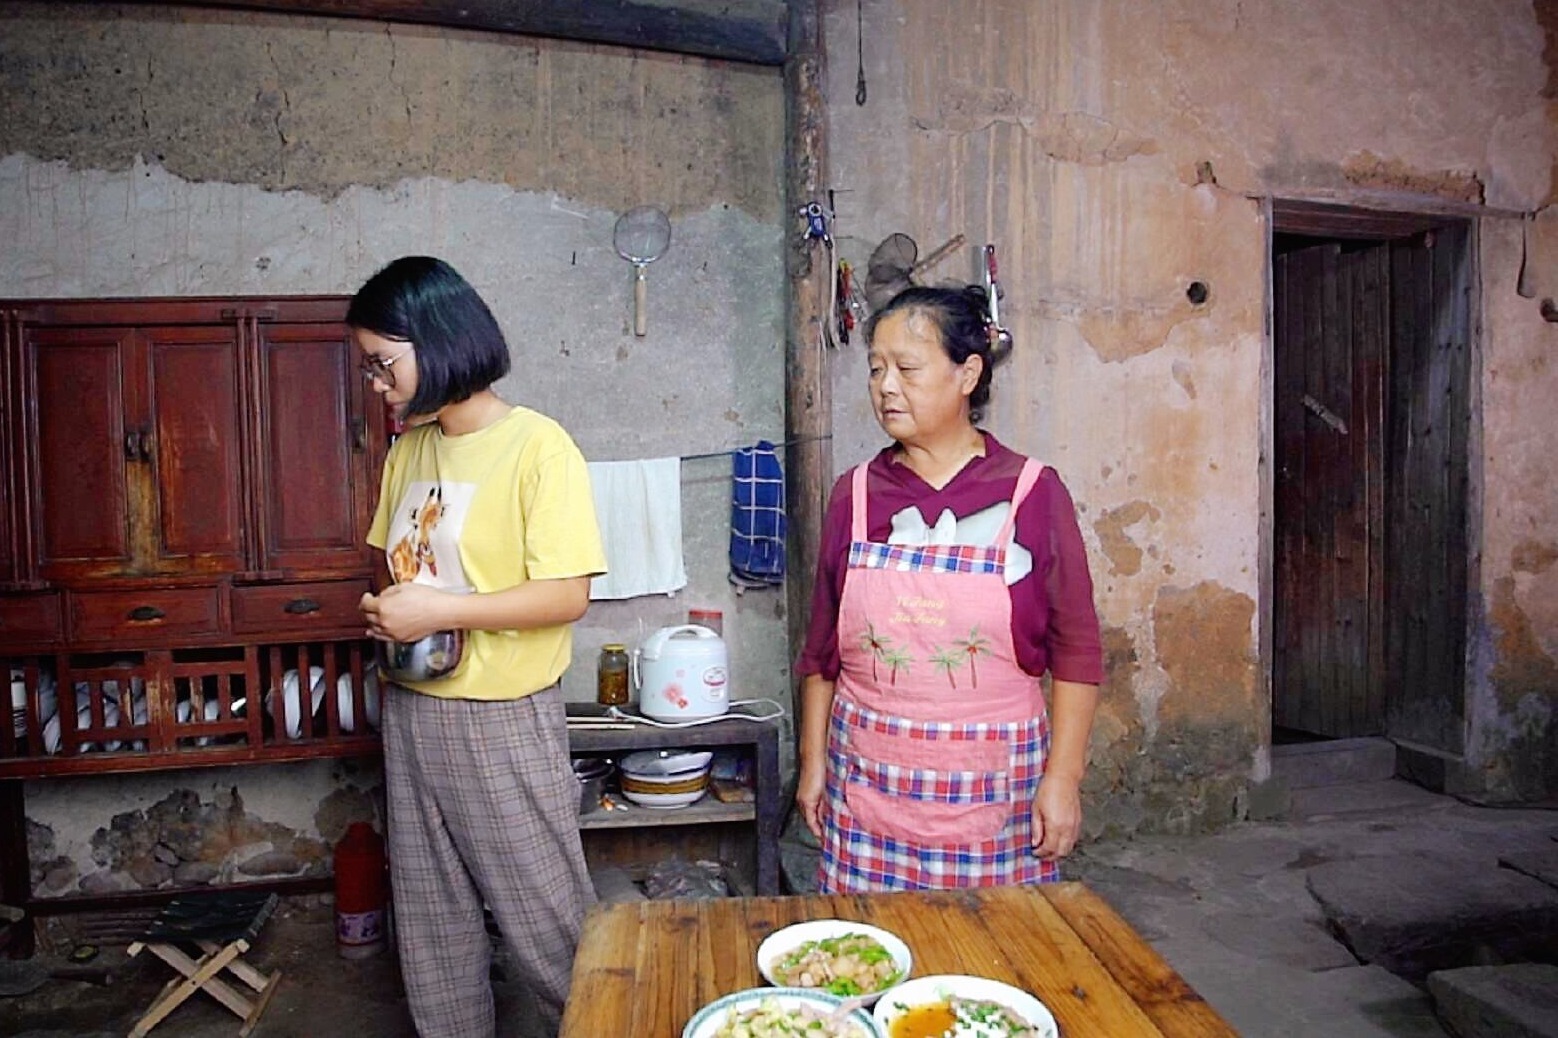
[334,822,387,959]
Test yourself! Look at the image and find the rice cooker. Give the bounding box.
[633,624,729,722]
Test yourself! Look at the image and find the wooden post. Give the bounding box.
[783,0,831,754]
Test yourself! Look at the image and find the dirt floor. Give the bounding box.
[0,895,547,1038]
[4,781,1555,1038]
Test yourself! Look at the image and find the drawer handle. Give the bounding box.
[127,605,166,622]
[283,598,322,615]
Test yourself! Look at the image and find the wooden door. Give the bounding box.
[27,325,140,581]
[26,323,243,581]
[1273,241,1388,736]
[250,321,377,576]
[146,325,246,575]
[1385,225,1470,754]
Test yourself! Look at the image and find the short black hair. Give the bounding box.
[864,284,1012,422]
[346,256,511,416]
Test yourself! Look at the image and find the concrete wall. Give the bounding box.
[823,0,1558,830]
[0,2,787,892]
[6,0,1556,889]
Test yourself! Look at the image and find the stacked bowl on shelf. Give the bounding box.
[618,749,713,809]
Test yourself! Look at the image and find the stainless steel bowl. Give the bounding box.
[378,629,465,683]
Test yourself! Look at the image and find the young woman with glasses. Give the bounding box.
[348,256,605,1038]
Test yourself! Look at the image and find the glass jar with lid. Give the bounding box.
[596,644,630,706]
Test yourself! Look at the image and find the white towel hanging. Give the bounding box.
[587,458,688,600]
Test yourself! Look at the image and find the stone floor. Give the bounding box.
[1068,780,1558,1036]
[2,778,1555,1038]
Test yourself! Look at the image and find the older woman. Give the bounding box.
[795,284,1103,891]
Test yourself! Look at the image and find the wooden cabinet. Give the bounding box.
[0,298,388,950]
[0,297,388,772]
[25,321,246,583]
[5,299,377,597]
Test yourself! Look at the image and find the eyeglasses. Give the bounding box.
[359,343,414,387]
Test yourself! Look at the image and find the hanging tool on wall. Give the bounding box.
[861,232,968,312]
[800,197,840,349]
[836,260,857,344]
[799,200,833,247]
[983,243,1013,351]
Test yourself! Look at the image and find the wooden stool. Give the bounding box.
[127,890,282,1038]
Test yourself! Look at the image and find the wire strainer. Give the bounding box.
[613,206,672,336]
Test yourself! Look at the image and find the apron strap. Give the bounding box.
[850,463,871,542]
[993,458,1047,546]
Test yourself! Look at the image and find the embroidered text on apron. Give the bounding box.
[819,458,1056,892]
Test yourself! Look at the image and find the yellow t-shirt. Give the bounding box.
[366,406,606,700]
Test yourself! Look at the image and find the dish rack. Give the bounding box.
[3,638,382,775]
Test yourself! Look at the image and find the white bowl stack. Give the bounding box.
[618,749,714,809]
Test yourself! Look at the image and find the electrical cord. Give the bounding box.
[603,699,787,728]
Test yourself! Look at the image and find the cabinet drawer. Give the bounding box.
[231,580,369,635]
[70,588,222,642]
[0,593,64,647]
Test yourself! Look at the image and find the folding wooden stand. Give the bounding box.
[127,891,282,1038]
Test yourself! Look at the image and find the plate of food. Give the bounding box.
[756,919,912,1006]
[682,986,880,1038]
[873,974,1057,1038]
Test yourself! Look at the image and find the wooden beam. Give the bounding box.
[106,0,788,65]
[783,0,829,753]
[1272,199,1454,240]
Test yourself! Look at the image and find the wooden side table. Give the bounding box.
[565,711,782,895]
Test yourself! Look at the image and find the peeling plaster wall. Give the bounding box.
[0,2,786,891]
[825,0,1557,830]
[1473,216,1558,799]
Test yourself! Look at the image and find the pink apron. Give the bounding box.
[818,458,1056,892]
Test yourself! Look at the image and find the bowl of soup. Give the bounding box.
[873,975,1058,1038]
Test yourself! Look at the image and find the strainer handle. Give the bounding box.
[634,267,648,336]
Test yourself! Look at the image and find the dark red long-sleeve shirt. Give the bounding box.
[796,433,1104,685]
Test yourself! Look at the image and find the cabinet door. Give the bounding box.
[0,310,20,587]
[146,325,246,575]
[27,325,139,580]
[251,322,375,575]
[26,324,243,581]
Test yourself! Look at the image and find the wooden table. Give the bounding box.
[561,882,1237,1037]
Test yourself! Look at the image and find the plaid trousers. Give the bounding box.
[382,683,594,1038]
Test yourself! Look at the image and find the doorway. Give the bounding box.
[1270,201,1473,754]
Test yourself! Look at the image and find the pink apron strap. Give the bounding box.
[993,459,1046,546]
[850,463,871,542]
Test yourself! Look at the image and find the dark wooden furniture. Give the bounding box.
[561,883,1239,1038]
[0,296,389,950]
[566,712,782,896]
